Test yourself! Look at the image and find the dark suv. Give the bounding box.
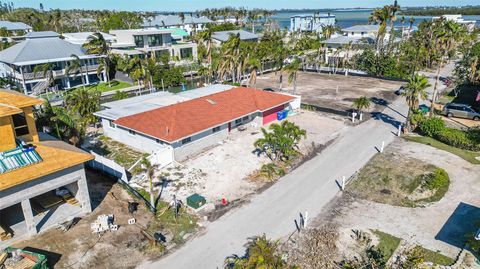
[442,103,480,121]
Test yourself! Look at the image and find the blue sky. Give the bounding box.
[14,0,480,12]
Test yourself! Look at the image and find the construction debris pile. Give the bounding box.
[90,214,118,234]
[0,247,47,269]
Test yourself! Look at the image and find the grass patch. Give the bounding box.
[372,230,401,262]
[347,151,438,207]
[87,135,146,170]
[413,246,455,266]
[85,80,132,93]
[404,135,480,164]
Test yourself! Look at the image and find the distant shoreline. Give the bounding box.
[400,6,480,16]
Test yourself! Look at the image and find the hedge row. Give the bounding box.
[419,118,480,151]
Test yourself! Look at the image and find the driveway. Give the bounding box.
[138,96,409,268]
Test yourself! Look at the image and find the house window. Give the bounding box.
[148,34,163,47]
[134,35,144,47]
[180,47,193,59]
[155,139,163,144]
[235,119,242,124]
[109,120,116,128]
[242,116,249,121]
[12,113,29,137]
[128,129,136,135]
[212,126,221,133]
[181,137,191,145]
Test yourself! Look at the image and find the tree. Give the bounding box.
[283,58,301,95]
[321,25,340,40]
[65,87,100,127]
[353,96,372,120]
[140,156,156,209]
[246,56,261,87]
[455,42,480,85]
[83,32,113,86]
[65,54,86,89]
[33,62,55,94]
[225,235,298,269]
[403,74,431,131]
[254,120,306,162]
[113,90,128,100]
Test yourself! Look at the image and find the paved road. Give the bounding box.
[138,98,409,269]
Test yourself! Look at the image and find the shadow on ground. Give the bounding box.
[435,202,480,249]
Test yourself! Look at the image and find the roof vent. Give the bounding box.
[206,99,217,105]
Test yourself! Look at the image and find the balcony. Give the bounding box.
[13,64,100,81]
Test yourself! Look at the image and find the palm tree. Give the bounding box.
[65,54,86,89]
[65,87,100,127]
[246,56,261,87]
[321,25,340,40]
[403,74,431,131]
[33,62,55,95]
[369,7,389,51]
[199,29,214,65]
[353,96,372,121]
[283,58,301,95]
[225,235,293,268]
[84,32,113,86]
[140,156,156,209]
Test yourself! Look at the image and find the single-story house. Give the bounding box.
[96,86,299,163]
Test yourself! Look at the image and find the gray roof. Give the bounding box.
[24,31,60,39]
[291,13,335,18]
[342,25,389,32]
[322,35,375,45]
[0,21,32,31]
[212,30,259,42]
[143,14,212,28]
[96,84,234,120]
[63,32,116,44]
[0,37,88,65]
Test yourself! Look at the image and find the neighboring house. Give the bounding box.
[23,31,60,40]
[62,31,116,45]
[290,13,336,33]
[432,14,477,32]
[95,86,299,163]
[109,28,197,62]
[342,25,391,39]
[212,30,259,46]
[142,14,213,35]
[0,89,93,247]
[0,35,105,95]
[0,21,32,42]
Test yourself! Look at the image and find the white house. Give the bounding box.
[432,14,477,32]
[290,13,336,33]
[62,31,116,45]
[142,14,213,35]
[212,30,259,46]
[0,35,105,95]
[109,28,197,62]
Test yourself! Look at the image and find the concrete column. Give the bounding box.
[21,199,37,236]
[77,167,92,214]
[66,77,71,89]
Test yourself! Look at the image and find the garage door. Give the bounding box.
[262,105,284,125]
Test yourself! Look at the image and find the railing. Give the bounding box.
[14,64,100,81]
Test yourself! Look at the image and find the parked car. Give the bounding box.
[442,103,480,121]
[395,86,406,95]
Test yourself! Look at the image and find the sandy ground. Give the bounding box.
[334,138,480,258]
[139,110,348,208]
[13,170,154,269]
[255,71,404,112]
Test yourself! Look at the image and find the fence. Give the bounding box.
[85,150,131,183]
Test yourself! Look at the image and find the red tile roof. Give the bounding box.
[114,87,294,142]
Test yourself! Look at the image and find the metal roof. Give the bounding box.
[0,37,90,65]
[24,31,60,39]
[62,31,116,44]
[0,21,32,31]
[322,35,375,45]
[143,14,212,27]
[212,30,259,42]
[291,14,335,18]
[342,25,389,32]
[96,84,234,120]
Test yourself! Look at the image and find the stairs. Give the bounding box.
[31,80,49,95]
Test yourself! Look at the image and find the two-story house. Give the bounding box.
[0,21,33,43]
[0,89,93,247]
[109,28,197,62]
[290,13,336,33]
[142,14,213,35]
[0,33,106,95]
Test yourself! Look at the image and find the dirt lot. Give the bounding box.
[255,71,404,113]
[12,170,155,269]
[133,110,348,210]
[317,138,480,259]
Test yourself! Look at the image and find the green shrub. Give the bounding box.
[435,128,480,151]
[419,117,445,137]
[424,168,449,190]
